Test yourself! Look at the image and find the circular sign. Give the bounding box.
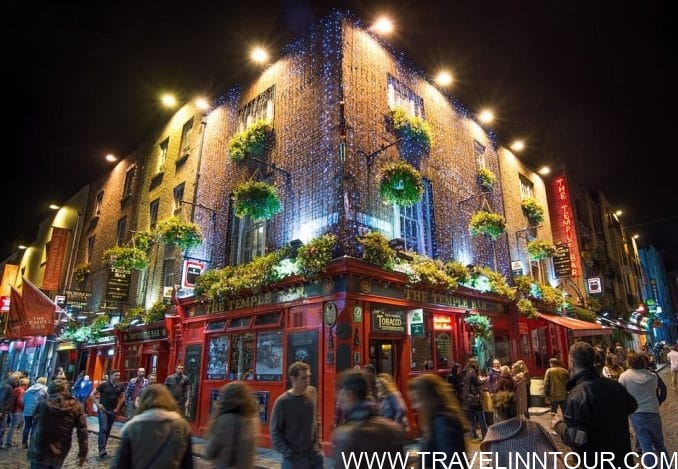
[324,301,337,326]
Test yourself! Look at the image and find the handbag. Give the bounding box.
[481,390,494,412]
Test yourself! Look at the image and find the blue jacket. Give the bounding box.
[22,383,47,416]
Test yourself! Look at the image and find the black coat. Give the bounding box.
[555,367,637,467]
[419,412,468,469]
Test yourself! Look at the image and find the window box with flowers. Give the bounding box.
[103,246,149,271]
[233,180,282,221]
[357,231,395,270]
[477,167,496,192]
[379,161,424,207]
[516,297,538,318]
[521,197,545,223]
[526,239,556,260]
[464,314,493,340]
[296,234,336,278]
[469,211,506,240]
[389,107,433,150]
[156,216,203,250]
[227,120,273,163]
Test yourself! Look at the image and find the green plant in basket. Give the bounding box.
[378,161,424,207]
[233,181,282,221]
[156,216,203,250]
[469,211,506,240]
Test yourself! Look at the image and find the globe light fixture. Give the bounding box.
[161,94,177,108]
[251,47,269,64]
[478,109,494,124]
[537,166,550,176]
[105,153,118,163]
[435,71,453,87]
[510,140,525,152]
[372,17,394,34]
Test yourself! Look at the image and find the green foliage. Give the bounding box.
[378,161,424,207]
[568,305,598,323]
[156,216,203,250]
[469,211,506,240]
[409,256,457,290]
[521,197,545,223]
[233,181,282,221]
[517,298,538,318]
[514,275,533,296]
[132,230,156,252]
[464,314,493,340]
[477,167,496,191]
[539,284,564,309]
[227,120,272,163]
[103,246,149,271]
[144,301,168,323]
[465,266,516,300]
[73,262,91,284]
[390,107,433,148]
[297,234,337,278]
[357,232,394,270]
[61,315,108,344]
[526,239,556,260]
[444,261,471,284]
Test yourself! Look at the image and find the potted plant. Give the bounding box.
[521,197,545,223]
[469,211,506,240]
[72,262,91,284]
[155,216,203,250]
[132,230,156,252]
[477,167,496,192]
[378,161,424,206]
[357,231,395,270]
[389,107,433,149]
[526,239,556,260]
[233,180,282,221]
[103,246,149,271]
[464,314,492,340]
[227,120,272,163]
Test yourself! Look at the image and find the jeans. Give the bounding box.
[0,413,8,445]
[22,415,35,446]
[466,409,488,438]
[4,412,22,445]
[97,409,116,453]
[629,412,669,458]
[30,459,67,469]
[550,400,566,415]
[281,452,324,469]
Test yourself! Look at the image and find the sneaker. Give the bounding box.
[98,451,109,459]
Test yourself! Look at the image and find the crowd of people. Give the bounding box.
[0,341,676,468]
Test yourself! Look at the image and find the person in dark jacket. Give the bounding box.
[447,363,463,403]
[0,372,21,450]
[27,379,88,467]
[461,358,487,440]
[332,369,406,469]
[553,342,638,468]
[408,373,469,469]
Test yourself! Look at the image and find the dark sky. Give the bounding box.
[3,1,676,269]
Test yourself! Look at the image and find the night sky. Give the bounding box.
[3,1,676,269]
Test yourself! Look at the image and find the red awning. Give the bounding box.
[538,312,613,337]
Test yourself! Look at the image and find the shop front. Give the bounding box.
[84,332,118,388]
[118,322,170,382]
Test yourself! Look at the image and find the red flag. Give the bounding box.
[4,286,26,338]
[21,277,56,336]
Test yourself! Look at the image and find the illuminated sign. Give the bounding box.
[548,173,582,278]
[432,314,452,331]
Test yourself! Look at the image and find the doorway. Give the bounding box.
[369,339,398,378]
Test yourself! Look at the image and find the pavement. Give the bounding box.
[84,363,675,469]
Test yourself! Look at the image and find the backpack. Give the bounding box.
[655,373,667,405]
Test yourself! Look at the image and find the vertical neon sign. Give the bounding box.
[549,173,582,278]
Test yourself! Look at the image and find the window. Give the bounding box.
[87,236,95,264]
[474,140,486,169]
[392,179,434,257]
[149,199,160,230]
[122,165,137,198]
[387,75,424,118]
[123,345,140,382]
[163,257,175,288]
[253,312,282,327]
[157,138,169,174]
[227,316,252,330]
[173,183,185,214]
[229,333,255,380]
[207,335,229,380]
[519,175,535,200]
[116,217,127,246]
[255,329,283,381]
[236,87,275,132]
[434,332,453,369]
[94,191,104,217]
[180,118,194,157]
[236,218,266,264]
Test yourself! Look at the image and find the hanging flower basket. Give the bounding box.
[234,181,282,221]
[469,211,506,240]
[103,246,149,271]
[526,239,556,260]
[227,120,272,163]
[156,216,203,250]
[379,161,424,206]
[477,167,496,192]
[521,197,545,223]
[132,230,156,252]
[389,107,433,149]
[464,314,493,340]
[516,298,538,318]
[296,234,337,277]
[72,262,91,284]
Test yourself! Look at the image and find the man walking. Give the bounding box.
[0,372,21,450]
[124,367,149,417]
[667,344,678,390]
[90,369,124,459]
[618,351,669,462]
[165,364,191,416]
[28,379,88,467]
[552,342,637,468]
[271,361,324,469]
[543,357,568,418]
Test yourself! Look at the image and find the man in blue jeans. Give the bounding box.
[90,370,124,459]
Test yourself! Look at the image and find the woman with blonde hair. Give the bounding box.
[205,381,260,469]
[375,373,410,433]
[408,373,469,468]
[111,384,193,468]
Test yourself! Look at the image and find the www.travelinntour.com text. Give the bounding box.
[338,451,678,469]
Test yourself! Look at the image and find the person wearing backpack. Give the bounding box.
[21,377,48,449]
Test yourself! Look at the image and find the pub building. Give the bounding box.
[172,257,606,450]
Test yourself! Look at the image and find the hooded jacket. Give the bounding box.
[22,382,48,416]
[480,416,559,467]
[27,392,88,464]
[111,408,193,469]
[618,368,660,413]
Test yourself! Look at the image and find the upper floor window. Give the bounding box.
[173,183,185,214]
[387,75,424,118]
[94,191,104,217]
[235,218,266,265]
[392,179,435,257]
[236,86,275,132]
[474,140,486,169]
[157,138,169,174]
[180,118,194,157]
[116,217,127,246]
[87,235,95,264]
[519,175,535,200]
[149,199,160,230]
[122,165,137,199]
